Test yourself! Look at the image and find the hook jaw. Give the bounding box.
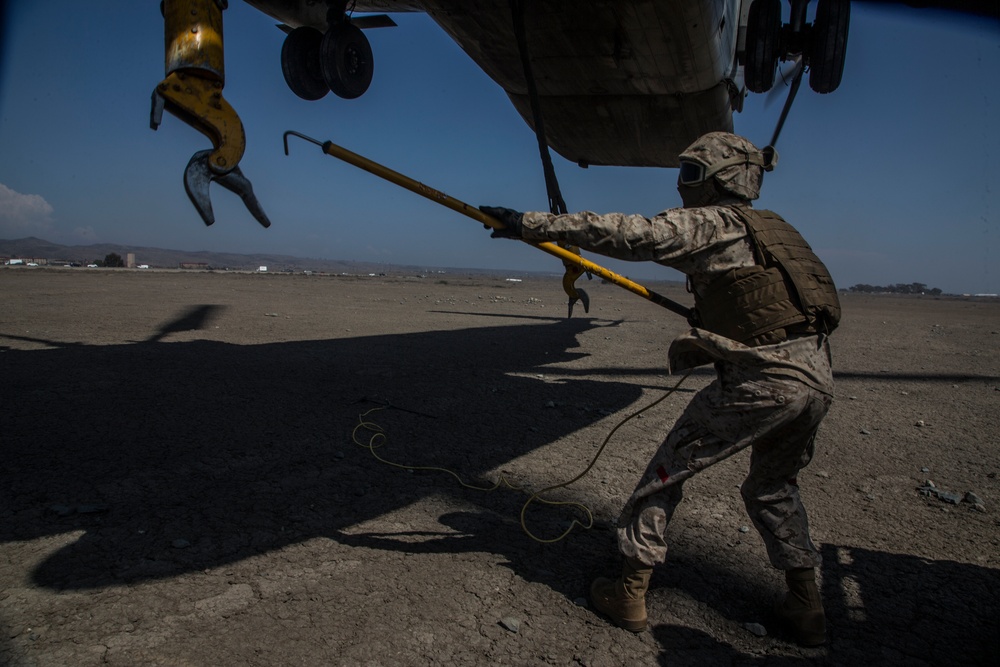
[184,150,271,228]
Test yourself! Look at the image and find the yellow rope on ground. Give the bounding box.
[351,372,691,544]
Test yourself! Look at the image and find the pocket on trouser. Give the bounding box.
[688,377,805,446]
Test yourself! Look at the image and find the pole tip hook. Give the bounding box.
[283,130,324,156]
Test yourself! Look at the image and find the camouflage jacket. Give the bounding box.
[521,200,834,394]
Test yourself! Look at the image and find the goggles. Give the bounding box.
[678,160,709,185]
[677,146,778,186]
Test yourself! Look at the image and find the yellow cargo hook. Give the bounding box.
[151,0,270,228]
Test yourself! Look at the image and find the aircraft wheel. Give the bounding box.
[321,22,374,99]
[745,0,782,93]
[281,27,329,100]
[809,0,850,94]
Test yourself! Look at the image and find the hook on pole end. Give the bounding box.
[283,130,324,156]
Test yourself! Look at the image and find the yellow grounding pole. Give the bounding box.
[283,131,691,318]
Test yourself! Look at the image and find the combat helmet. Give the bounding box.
[677,132,777,203]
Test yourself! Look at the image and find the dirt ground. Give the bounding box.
[1,267,998,666]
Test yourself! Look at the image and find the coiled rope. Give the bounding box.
[351,372,691,544]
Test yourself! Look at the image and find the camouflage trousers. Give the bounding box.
[617,366,832,570]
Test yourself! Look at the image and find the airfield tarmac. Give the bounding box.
[1,268,998,666]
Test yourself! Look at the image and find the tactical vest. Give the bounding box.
[690,206,840,345]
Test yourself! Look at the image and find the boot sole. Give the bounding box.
[591,593,647,632]
[611,615,647,633]
[592,599,646,632]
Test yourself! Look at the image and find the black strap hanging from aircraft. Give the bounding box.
[509,0,567,216]
[506,0,692,321]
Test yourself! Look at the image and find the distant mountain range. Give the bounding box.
[0,237,481,275]
[0,237,691,290]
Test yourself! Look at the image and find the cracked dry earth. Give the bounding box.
[1,268,998,666]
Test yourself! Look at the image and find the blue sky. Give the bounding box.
[0,2,997,294]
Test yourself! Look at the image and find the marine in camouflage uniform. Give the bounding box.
[482,132,840,646]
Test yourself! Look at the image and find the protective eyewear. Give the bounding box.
[677,146,779,186]
[678,160,708,185]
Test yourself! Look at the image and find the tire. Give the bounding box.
[745,0,782,93]
[281,27,329,101]
[809,0,850,94]
[320,22,374,100]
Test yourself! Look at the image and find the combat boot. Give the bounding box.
[775,567,826,646]
[589,556,653,632]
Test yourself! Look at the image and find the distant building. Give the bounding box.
[179,262,209,270]
[127,253,136,268]
[258,266,268,273]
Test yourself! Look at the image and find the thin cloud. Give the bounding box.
[0,183,54,237]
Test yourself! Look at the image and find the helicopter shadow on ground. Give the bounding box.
[0,306,648,592]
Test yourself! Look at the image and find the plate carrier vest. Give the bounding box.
[690,206,841,346]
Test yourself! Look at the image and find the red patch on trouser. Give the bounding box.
[656,465,670,483]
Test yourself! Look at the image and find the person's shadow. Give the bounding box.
[341,510,1000,665]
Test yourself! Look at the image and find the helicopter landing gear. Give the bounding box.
[281,27,329,100]
[745,0,782,93]
[320,22,373,99]
[280,18,374,100]
[809,0,850,94]
[742,0,849,95]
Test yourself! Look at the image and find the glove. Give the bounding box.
[479,206,524,239]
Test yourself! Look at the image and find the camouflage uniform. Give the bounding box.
[520,198,834,570]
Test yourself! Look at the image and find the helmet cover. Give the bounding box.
[678,132,775,201]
